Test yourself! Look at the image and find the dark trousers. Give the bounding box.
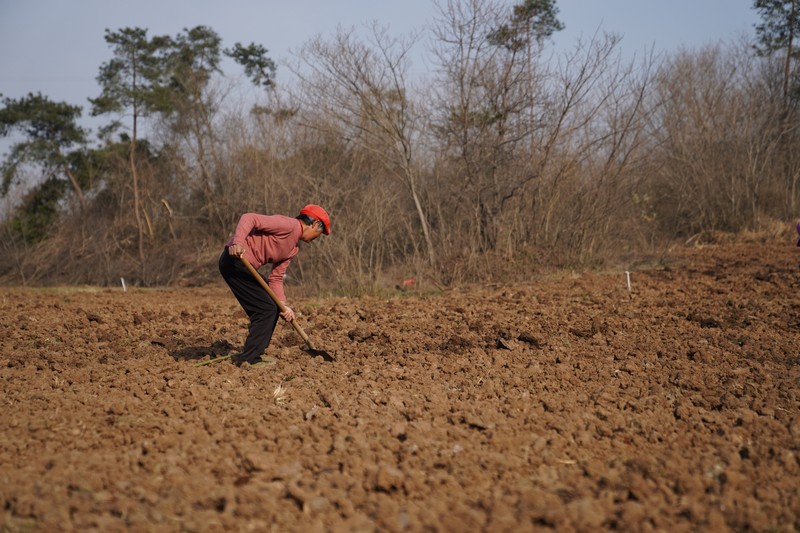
[219,249,279,363]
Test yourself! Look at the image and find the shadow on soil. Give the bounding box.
[169,339,235,362]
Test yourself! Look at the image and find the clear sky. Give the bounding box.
[0,0,760,129]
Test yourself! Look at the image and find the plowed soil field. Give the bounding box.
[1,241,799,532]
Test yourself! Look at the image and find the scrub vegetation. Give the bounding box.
[1,0,798,292]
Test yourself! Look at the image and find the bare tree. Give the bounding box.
[428,0,654,268]
[290,23,436,266]
[646,43,796,235]
[429,0,532,253]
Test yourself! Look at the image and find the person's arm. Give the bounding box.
[268,258,295,321]
[229,214,259,244]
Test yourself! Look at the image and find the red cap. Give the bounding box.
[300,204,331,235]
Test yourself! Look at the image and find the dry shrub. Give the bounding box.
[701,218,798,246]
[3,9,799,291]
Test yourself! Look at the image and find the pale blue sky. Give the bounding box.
[0,0,759,123]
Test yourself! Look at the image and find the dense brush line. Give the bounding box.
[1,3,798,290]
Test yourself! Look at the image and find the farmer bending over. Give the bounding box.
[219,205,331,366]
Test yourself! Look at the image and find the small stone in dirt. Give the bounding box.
[462,414,494,431]
[348,327,373,342]
[373,465,404,492]
[699,317,721,328]
[567,497,606,528]
[569,327,592,338]
[518,333,542,348]
[496,337,515,350]
[306,496,329,512]
[444,335,474,350]
[391,421,407,439]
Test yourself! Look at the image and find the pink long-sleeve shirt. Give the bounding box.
[226,213,302,303]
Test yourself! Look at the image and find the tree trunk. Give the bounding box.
[56,146,87,210]
[407,173,436,266]
[131,107,146,282]
[64,167,87,210]
[784,0,797,107]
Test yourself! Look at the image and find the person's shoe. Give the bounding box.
[244,356,278,368]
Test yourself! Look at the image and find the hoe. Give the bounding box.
[197,256,335,366]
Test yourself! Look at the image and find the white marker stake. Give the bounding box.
[121,277,127,292]
[625,271,631,292]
